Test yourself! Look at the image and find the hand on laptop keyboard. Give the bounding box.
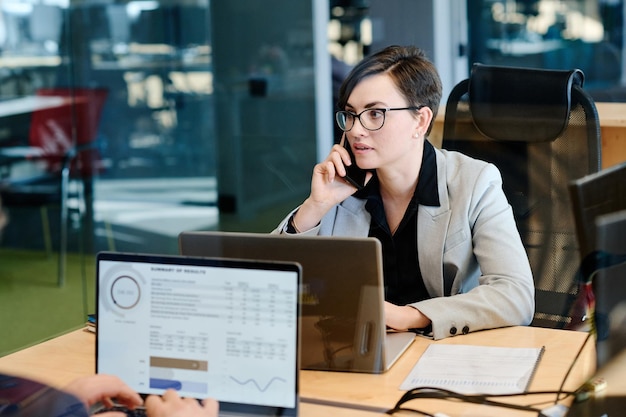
[93,404,147,417]
[91,391,219,417]
[143,389,219,417]
[65,375,218,417]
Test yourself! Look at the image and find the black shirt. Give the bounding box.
[353,140,441,305]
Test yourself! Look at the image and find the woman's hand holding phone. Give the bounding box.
[292,135,370,233]
[340,134,369,190]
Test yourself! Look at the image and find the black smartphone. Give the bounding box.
[341,139,369,190]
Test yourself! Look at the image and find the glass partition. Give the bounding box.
[69,2,217,255]
[0,0,322,356]
[211,1,318,220]
[468,0,626,100]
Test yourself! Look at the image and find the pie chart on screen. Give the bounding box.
[110,275,141,309]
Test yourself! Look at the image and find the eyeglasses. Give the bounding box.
[335,106,424,132]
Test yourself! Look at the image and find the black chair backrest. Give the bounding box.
[442,63,602,329]
[468,64,582,142]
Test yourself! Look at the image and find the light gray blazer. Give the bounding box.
[274,147,535,339]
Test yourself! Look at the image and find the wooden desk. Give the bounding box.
[564,348,626,416]
[0,329,374,417]
[301,326,595,416]
[592,348,626,397]
[430,102,626,169]
[0,326,595,417]
[594,102,626,169]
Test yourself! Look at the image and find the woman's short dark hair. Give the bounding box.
[337,45,442,136]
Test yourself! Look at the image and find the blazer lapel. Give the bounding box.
[419,147,453,297]
[418,204,451,297]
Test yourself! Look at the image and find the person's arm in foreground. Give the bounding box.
[63,374,142,415]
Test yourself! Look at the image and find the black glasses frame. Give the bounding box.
[335,106,425,132]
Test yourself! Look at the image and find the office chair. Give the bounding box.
[442,63,601,329]
[0,87,108,286]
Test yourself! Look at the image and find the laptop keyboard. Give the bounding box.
[93,405,147,417]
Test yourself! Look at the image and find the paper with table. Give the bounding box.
[400,344,545,395]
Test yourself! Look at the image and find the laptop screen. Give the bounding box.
[178,231,416,374]
[96,252,300,416]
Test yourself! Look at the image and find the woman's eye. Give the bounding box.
[367,110,384,119]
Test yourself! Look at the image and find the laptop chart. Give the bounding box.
[96,254,299,412]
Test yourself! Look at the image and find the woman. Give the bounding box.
[274,45,534,340]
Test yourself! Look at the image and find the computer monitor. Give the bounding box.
[106,5,131,45]
[130,5,208,48]
[569,161,626,261]
[593,209,626,368]
[569,162,626,364]
[29,4,63,53]
[130,6,172,45]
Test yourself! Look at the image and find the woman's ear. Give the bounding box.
[413,106,433,139]
[417,106,434,131]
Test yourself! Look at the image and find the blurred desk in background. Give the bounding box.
[595,102,626,169]
[0,55,62,69]
[0,95,71,117]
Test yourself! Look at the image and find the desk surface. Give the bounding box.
[562,348,626,416]
[0,325,596,417]
[594,102,626,127]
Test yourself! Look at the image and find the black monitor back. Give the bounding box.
[594,210,626,368]
[569,161,626,261]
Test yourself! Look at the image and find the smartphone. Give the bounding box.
[341,138,369,190]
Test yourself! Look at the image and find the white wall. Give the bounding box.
[433,0,469,101]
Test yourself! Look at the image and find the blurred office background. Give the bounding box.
[1,0,625,354]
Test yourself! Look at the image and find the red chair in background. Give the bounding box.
[0,87,108,286]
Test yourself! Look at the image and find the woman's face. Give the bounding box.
[344,73,426,172]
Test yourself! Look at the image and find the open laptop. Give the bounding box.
[95,251,301,417]
[178,231,416,374]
